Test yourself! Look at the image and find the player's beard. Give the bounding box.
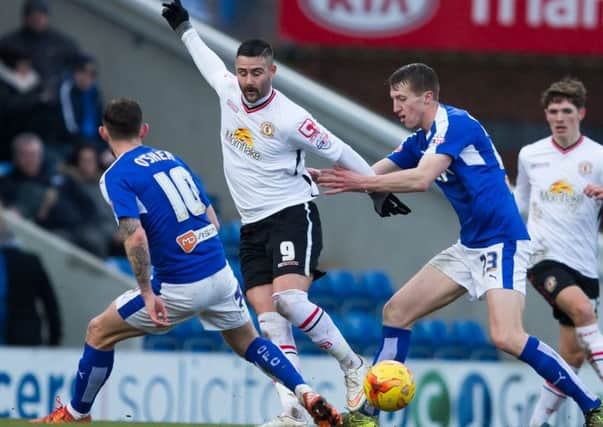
[243,86,260,103]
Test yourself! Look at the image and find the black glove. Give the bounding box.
[161,0,189,31]
[371,193,411,217]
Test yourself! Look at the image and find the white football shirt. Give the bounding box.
[182,28,354,224]
[515,136,603,278]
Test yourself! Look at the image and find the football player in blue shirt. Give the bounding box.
[33,98,341,427]
[318,63,603,427]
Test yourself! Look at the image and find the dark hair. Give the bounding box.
[67,143,101,168]
[388,63,440,100]
[102,98,142,140]
[541,77,586,109]
[73,52,96,73]
[236,39,274,62]
[23,0,49,16]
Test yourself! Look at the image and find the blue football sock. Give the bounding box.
[70,343,114,414]
[373,325,412,364]
[361,325,412,416]
[245,337,304,393]
[519,336,600,413]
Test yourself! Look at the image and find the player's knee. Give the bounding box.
[273,289,308,320]
[490,332,512,353]
[489,327,524,355]
[563,349,585,368]
[85,315,106,345]
[382,299,413,328]
[257,312,289,340]
[567,302,597,326]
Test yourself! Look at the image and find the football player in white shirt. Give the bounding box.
[515,78,603,427]
[161,2,410,426]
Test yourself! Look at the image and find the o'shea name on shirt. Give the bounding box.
[134,150,176,167]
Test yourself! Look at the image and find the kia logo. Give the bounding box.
[298,0,439,37]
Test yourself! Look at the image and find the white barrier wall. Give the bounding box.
[1,348,600,426]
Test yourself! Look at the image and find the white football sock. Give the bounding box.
[273,289,362,371]
[66,403,87,420]
[258,311,304,419]
[576,323,603,380]
[529,366,579,427]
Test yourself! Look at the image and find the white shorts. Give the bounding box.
[114,264,250,334]
[428,240,531,300]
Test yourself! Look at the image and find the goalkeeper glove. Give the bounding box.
[161,0,190,32]
[371,193,411,217]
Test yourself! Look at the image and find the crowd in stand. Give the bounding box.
[0,0,122,259]
[0,0,243,347]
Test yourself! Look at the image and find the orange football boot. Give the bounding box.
[30,397,91,424]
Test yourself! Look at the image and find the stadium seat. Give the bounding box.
[356,270,395,302]
[0,161,13,177]
[343,310,381,355]
[312,294,340,315]
[219,219,241,258]
[227,257,244,285]
[451,319,500,361]
[425,318,469,360]
[309,274,332,299]
[407,320,434,359]
[322,269,357,298]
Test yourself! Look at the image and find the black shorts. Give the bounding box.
[240,201,324,292]
[528,260,599,326]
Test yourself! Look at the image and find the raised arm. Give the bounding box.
[162,0,229,92]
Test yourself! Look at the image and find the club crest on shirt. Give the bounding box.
[578,161,593,176]
[544,275,557,293]
[260,121,275,137]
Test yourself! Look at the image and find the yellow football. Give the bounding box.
[364,360,416,412]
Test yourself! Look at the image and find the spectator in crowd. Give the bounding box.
[0,133,54,220]
[0,0,82,147]
[0,133,109,257]
[99,146,116,171]
[0,46,44,162]
[0,205,62,346]
[0,0,80,105]
[63,144,122,257]
[59,53,104,147]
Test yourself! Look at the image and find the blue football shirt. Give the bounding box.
[100,145,226,284]
[388,104,529,247]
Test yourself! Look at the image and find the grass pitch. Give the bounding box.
[0,422,251,427]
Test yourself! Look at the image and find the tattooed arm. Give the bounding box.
[118,217,169,326]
